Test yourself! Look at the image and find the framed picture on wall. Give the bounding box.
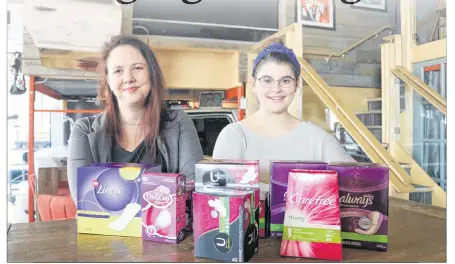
[297,0,335,30]
[351,0,387,12]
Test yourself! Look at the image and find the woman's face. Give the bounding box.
[252,61,298,115]
[106,45,151,107]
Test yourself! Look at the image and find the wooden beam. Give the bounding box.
[35,109,103,114]
[391,67,447,115]
[285,23,303,119]
[34,83,64,100]
[412,39,447,63]
[249,23,296,53]
[400,0,417,155]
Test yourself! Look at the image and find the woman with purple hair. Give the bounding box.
[212,40,354,183]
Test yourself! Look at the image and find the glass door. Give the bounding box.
[413,59,447,190]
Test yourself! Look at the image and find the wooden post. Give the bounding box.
[245,52,258,116]
[381,35,402,146]
[284,24,303,119]
[400,0,417,154]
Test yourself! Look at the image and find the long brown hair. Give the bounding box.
[97,35,166,161]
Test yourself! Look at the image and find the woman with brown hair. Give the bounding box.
[67,35,203,203]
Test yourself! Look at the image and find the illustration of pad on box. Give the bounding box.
[77,163,161,237]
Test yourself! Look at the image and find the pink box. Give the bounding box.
[195,159,260,252]
[280,169,342,261]
[141,172,187,244]
[193,189,256,262]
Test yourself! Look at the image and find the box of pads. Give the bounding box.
[269,161,327,238]
[77,163,161,237]
[280,169,342,261]
[195,159,260,188]
[327,162,389,252]
[193,188,256,262]
[195,159,260,251]
[141,172,187,244]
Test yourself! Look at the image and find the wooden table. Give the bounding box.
[8,198,446,262]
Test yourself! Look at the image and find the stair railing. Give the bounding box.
[298,56,416,193]
[391,66,447,115]
[302,25,395,61]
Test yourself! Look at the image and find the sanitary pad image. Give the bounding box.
[77,163,161,237]
[328,162,389,252]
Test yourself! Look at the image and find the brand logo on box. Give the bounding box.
[203,170,227,186]
[214,233,232,253]
[289,194,336,206]
[340,193,374,208]
[143,185,173,208]
[92,180,99,187]
[96,185,122,195]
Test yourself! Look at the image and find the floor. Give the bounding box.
[8,181,30,223]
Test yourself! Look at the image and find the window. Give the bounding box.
[192,116,231,157]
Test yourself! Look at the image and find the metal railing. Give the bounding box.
[302,25,395,61]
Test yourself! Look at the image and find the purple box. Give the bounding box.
[141,172,187,244]
[327,162,389,252]
[77,163,161,237]
[269,161,327,238]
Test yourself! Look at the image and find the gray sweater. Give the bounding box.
[212,121,355,183]
[67,110,203,203]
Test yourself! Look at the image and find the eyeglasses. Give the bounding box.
[256,76,296,89]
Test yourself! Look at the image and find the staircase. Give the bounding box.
[337,97,435,205]
[248,23,446,208]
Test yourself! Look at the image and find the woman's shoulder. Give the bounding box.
[298,121,334,138]
[222,121,247,135]
[73,112,106,134]
[160,109,192,129]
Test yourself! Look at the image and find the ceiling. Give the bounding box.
[36,77,99,98]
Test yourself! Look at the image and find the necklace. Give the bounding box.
[123,120,142,125]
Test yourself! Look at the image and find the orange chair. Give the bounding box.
[29,173,77,221]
